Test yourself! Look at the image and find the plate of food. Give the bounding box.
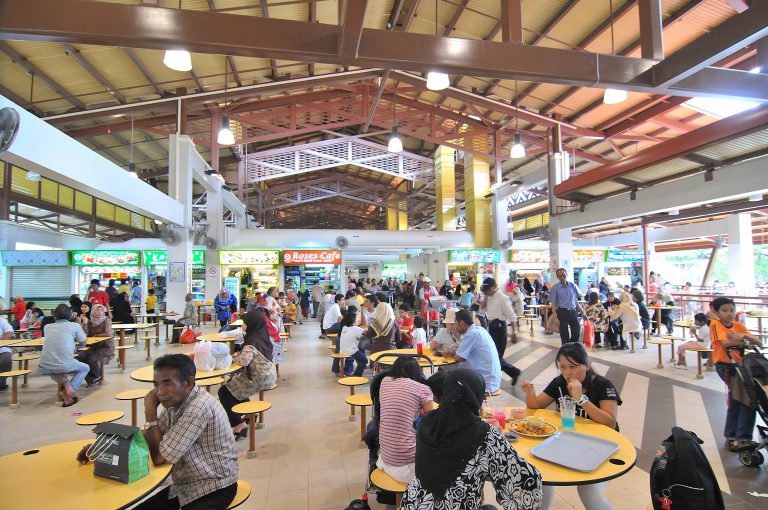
[508,419,558,438]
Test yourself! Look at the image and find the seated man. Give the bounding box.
[0,316,14,391]
[38,304,88,407]
[430,308,461,359]
[448,309,501,393]
[80,354,239,509]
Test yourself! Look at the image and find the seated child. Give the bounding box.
[396,304,414,345]
[412,316,427,347]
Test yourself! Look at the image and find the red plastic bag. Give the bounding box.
[583,320,594,348]
[180,327,197,344]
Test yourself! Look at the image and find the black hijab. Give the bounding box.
[242,311,273,362]
[415,368,489,499]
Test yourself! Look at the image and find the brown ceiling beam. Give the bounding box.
[646,1,768,89]
[443,1,470,36]
[62,43,127,104]
[554,104,768,198]
[0,40,86,110]
[338,0,368,59]
[122,48,165,97]
[206,0,242,87]
[0,83,42,115]
[638,0,664,60]
[362,69,389,133]
[259,0,278,79]
[500,0,523,43]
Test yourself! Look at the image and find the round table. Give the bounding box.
[196,332,240,354]
[508,409,636,486]
[0,440,171,509]
[111,324,155,370]
[370,348,456,369]
[75,410,124,426]
[129,363,242,383]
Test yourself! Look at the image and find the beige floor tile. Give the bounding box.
[264,488,309,510]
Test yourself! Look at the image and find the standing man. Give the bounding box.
[414,273,424,313]
[549,268,583,344]
[85,279,110,308]
[449,310,502,394]
[311,281,324,319]
[481,278,522,386]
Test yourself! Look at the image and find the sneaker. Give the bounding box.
[674,364,688,370]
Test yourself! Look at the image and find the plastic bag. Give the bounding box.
[180,327,197,344]
[210,342,232,369]
[583,320,594,348]
[193,340,216,372]
[546,314,560,333]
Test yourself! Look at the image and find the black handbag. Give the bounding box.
[358,334,372,351]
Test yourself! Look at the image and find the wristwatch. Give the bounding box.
[142,421,158,430]
[576,395,589,406]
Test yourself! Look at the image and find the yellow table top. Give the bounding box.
[114,389,151,400]
[648,339,672,345]
[130,363,242,383]
[0,339,25,347]
[197,333,238,343]
[508,409,636,486]
[85,336,112,346]
[111,323,154,330]
[230,319,244,327]
[197,376,225,386]
[370,348,456,367]
[8,338,44,348]
[232,400,272,414]
[75,411,125,426]
[135,313,177,318]
[0,440,171,509]
[346,394,372,407]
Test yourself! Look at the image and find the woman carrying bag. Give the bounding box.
[218,312,277,439]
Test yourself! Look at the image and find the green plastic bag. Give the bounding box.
[88,422,150,483]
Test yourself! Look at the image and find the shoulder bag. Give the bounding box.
[226,345,277,400]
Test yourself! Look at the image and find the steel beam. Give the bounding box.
[62,43,127,103]
[362,70,389,133]
[444,0,470,36]
[123,48,164,97]
[554,104,768,199]
[638,0,664,60]
[338,0,368,59]
[500,0,523,43]
[646,1,768,88]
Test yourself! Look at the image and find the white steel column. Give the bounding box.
[548,215,573,284]
[727,213,754,291]
[166,135,194,315]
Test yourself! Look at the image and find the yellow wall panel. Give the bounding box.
[115,207,131,226]
[40,179,58,204]
[11,166,38,197]
[75,191,92,214]
[59,185,74,209]
[96,199,115,221]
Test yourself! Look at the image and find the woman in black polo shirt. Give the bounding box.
[521,343,622,510]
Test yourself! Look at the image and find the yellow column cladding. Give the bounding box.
[465,154,491,248]
[435,145,456,231]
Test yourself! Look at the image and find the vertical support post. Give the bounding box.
[500,0,523,43]
[727,213,754,291]
[642,222,650,294]
[464,154,492,248]
[237,161,245,202]
[210,110,220,171]
[89,196,97,238]
[493,130,503,186]
[638,0,665,60]
[434,146,456,231]
[701,245,719,288]
[0,161,11,221]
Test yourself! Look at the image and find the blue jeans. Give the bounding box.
[716,363,757,440]
[42,360,90,391]
[344,350,368,376]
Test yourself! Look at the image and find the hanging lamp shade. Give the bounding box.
[217,115,235,146]
[163,49,192,72]
[603,88,628,105]
[510,132,526,159]
[388,126,403,153]
[128,161,139,178]
[426,72,450,91]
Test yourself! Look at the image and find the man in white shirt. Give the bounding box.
[38,304,88,406]
[418,277,438,300]
[481,278,522,386]
[0,316,15,391]
[311,282,324,318]
[362,294,378,324]
[322,294,344,335]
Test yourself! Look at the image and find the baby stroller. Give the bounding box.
[726,345,768,467]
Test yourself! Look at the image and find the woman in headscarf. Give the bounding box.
[366,302,401,353]
[110,292,134,324]
[77,303,115,386]
[401,369,542,510]
[299,283,310,320]
[69,295,83,320]
[214,288,237,328]
[218,311,277,439]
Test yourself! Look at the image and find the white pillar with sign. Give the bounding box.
[166,134,195,315]
[548,215,573,283]
[728,213,754,292]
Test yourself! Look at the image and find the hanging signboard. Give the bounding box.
[448,250,500,264]
[604,250,644,263]
[71,250,140,266]
[282,250,342,265]
[142,250,206,266]
[572,250,606,266]
[219,250,280,265]
[509,250,550,265]
[192,250,205,265]
[382,263,408,272]
[1,250,69,266]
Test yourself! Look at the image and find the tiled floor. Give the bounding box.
[1,318,766,509]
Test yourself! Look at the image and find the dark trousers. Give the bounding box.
[311,301,319,318]
[135,483,237,510]
[488,320,520,379]
[556,308,580,344]
[605,319,622,348]
[344,350,368,376]
[218,385,248,427]
[716,363,758,440]
[0,352,12,388]
[326,322,343,372]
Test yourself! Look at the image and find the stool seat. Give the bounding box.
[0,369,31,378]
[227,480,252,509]
[75,410,124,426]
[345,394,372,407]
[114,389,151,400]
[0,369,32,409]
[370,468,407,506]
[114,345,134,350]
[15,354,40,362]
[140,335,159,340]
[338,376,369,387]
[198,377,225,392]
[232,400,272,414]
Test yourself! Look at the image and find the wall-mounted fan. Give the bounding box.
[0,107,20,152]
[335,236,349,249]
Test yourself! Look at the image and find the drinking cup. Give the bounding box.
[416,343,423,355]
[558,397,576,430]
[509,407,527,420]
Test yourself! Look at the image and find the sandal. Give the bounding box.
[62,397,79,408]
[729,439,757,452]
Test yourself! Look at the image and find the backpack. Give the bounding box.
[650,427,724,510]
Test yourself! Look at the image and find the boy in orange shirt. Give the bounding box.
[710,297,762,452]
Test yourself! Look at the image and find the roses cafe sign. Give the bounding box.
[282,250,342,265]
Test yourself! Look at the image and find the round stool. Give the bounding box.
[345,394,372,441]
[338,377,369,421]
[15,353,40,387]
[142,335,159,360]
[370,468,407,507]
[198,376,225,393]
[232,401,272,458]
[257,383,278,429]
[227,480,252,509]
[0,369,31,408]
[114,389,151,427]
[75,410,124,426]
[330,353,350,377]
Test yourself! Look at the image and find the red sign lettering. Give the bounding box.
[282,250,342,265]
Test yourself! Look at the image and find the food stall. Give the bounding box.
[382,262,408,282]
[602,250,644,288]
[281,250,341,292]
[2,250,73,311]
[447,250,500,285]
[572,250,606,291]
[142,250,206,303]
[508,250,550,285]
[71,250,141,297]
[219,250,281,306]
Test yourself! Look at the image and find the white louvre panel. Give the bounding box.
[11,267,72,301]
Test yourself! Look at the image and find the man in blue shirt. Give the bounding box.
[549,268,584,344]
[451,309,501,393]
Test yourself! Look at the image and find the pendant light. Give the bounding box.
[128,115,139,178]
[426,0,449,91]
[388,88,403,153]
[163,1,193,71]
[217,58,235,146]
[602,0,627,105]
[510,81,526,158]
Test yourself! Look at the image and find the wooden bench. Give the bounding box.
[338,377,369,421]
[345,394,372,441]
[370,468,407,507]
[114,389,150,427]
[0,369,31,408]
[75,410,124,426]
[231,400,272,458]
[227,480,252,509]
[649,339,672,369]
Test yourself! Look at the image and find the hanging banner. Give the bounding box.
[282,250,342,265]
[1,250,69,266]
[382,263,408,272]
[509,250,550,265]
[572,250,605,266]
[219,250,280,265]
[142,250,206,265]
[604,250,644,263]
[448,250,500,263]
[71,250,140,266]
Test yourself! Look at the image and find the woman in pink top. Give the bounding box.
[377,357,436,483]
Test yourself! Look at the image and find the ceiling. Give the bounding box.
[0,0,766,231]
